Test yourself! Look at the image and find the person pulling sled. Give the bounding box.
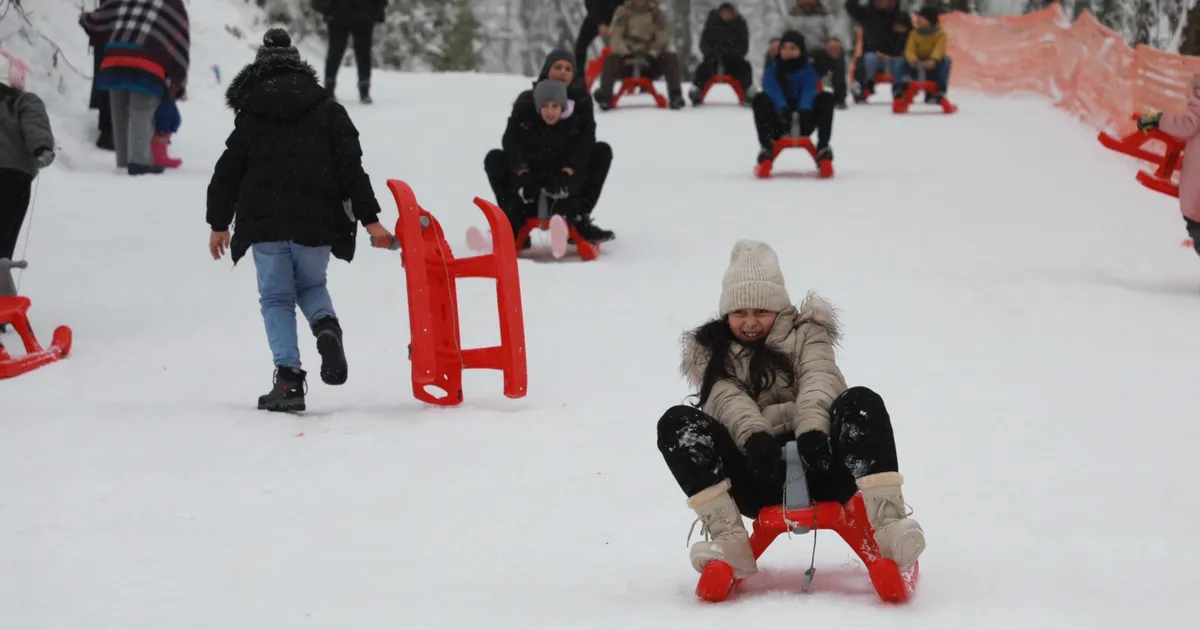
[205,29,394,412]
[754,31,835,167]
[657,239,926,581]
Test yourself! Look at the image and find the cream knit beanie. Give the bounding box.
[719,240,790,316]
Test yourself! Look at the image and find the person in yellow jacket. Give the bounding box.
[902,6,951,103]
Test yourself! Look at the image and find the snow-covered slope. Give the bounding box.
[2,3,1199,629]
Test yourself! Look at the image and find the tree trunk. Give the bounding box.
[1183,0,1200,54]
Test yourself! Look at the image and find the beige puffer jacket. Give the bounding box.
[680,292,847,450]
[609,1,671,56]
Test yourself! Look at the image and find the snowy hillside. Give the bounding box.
[3,2,1200,629]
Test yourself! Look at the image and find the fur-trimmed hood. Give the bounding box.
[224,56,328,121]
[679,291,842,389]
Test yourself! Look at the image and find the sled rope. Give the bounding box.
[15,173,40,294]
[781,481,819,593]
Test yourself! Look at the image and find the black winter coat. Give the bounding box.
[315,0,387,26]
[501,98,593,179]
[844,0,911,56]
[206,55,381,264]
[699,10,749,60]
[585,0,625,23]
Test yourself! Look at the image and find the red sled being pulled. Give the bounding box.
[0,260,72,379]
[694,441,919,603]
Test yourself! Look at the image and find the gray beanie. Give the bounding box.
[533,79,568,110]
[719,240,791,316]
[257,28,301,64]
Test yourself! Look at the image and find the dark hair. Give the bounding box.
[688,316,796,408]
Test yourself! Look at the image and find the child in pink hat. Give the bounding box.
[0,49,56,265]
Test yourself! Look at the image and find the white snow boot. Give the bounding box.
[857,472,925,571]
[686,479,758,578]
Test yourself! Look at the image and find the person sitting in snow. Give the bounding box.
[784,0,847,109]
[753,31,835,166]
[489,78,615,248]
[690,3,753,106]
[485,50,614,245]
[1137,76,1200,260]
[901,6,951,103]
[594,0,686,110]
[845,0,911,103]
[657,239,926,581]
[152,98,182,169]
[206,29,394,413]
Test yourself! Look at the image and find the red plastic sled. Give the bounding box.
[892,80,957,114]
[755,137,833,179]
[387,179,528,406]
[610,77,667,109]
[697,74,745,105]
[1098,114,1184,198]
[585,47,610,91]
[860,73,894,101]
[695,493,919,603]
[516,218,600,261]
[0,296,72,379]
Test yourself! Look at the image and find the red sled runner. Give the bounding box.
[0,260,72,379]
[1098,113,1184,199]
[892,79,957,114]
[756,137,834,179]
[695,441,919,603]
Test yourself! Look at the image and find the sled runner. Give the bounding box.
[609,58,667,109]
[696,61,745,105]
[756,113,833,179]
[695,440,919,603]
[386,180,527,406]
[891,79,957,114]
[0,259,72,379]
[1097,113,1184,198]
[585,47,610,91]
[466,190,600,261]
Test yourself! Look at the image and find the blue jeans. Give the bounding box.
[861,53,906,85]
[252,241,336,369]
[904,56,952,93]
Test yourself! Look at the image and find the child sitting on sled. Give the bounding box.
[1138,75,1200,258]
[754,30,835,165]
[902,6,951,103]
[656,239,925,579]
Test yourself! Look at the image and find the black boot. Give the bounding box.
[359,81,372,104]
[816,145,833,163]
[312,316,347,385]
[258,367,307,412]
[96,130,114,151]
[570,214,615,244]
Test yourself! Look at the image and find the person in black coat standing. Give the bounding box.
[206,29,394,413]
[484,50,614,246]
[690,2,752,106]
[313,0,387,103]
[575,0,625,72]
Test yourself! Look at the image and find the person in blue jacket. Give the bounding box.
[753,30,834,165]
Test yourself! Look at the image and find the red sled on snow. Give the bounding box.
[610,75,667,109]
[584,47,610,91]
[1098,113,1184,198]
[756,137,833,179]
[0,260,72,379]
[696,70,745,105]
[857,73,894,102]
[695,443,918,603]
[386,180,527,406]
[892,80,957,114]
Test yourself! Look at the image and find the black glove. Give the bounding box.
[794,430,832,472]
[514,171,536,204]
[1137,112,1162,133]
[34,148,55,169]
[743,432,782,482]
[548,169,579,198]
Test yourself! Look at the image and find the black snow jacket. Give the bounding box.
[585,0,626,24]
[699,6,749,60]
[501,99,593,179]
[314,0,387,26]
[512,62,597,160]
[844,0,911,56]
[206,55,381,265]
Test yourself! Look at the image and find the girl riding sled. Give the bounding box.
[656,239,925,579]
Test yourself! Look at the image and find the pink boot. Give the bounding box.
[151,133,182,168]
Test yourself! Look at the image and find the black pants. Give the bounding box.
[809,49,847,105]
[91,52,112,138]
[483,143,613,225]
[657,387,899,519]
[691,55,753,92]
[0,169,34,261]
[751,92,834,151]
[574,12,606,72]
[326,23,375,87]
[1187,217,1200,257]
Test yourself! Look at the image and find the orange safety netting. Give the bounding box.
[941,2,1200,137]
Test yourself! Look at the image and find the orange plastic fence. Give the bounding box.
[941,3,1200,140]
